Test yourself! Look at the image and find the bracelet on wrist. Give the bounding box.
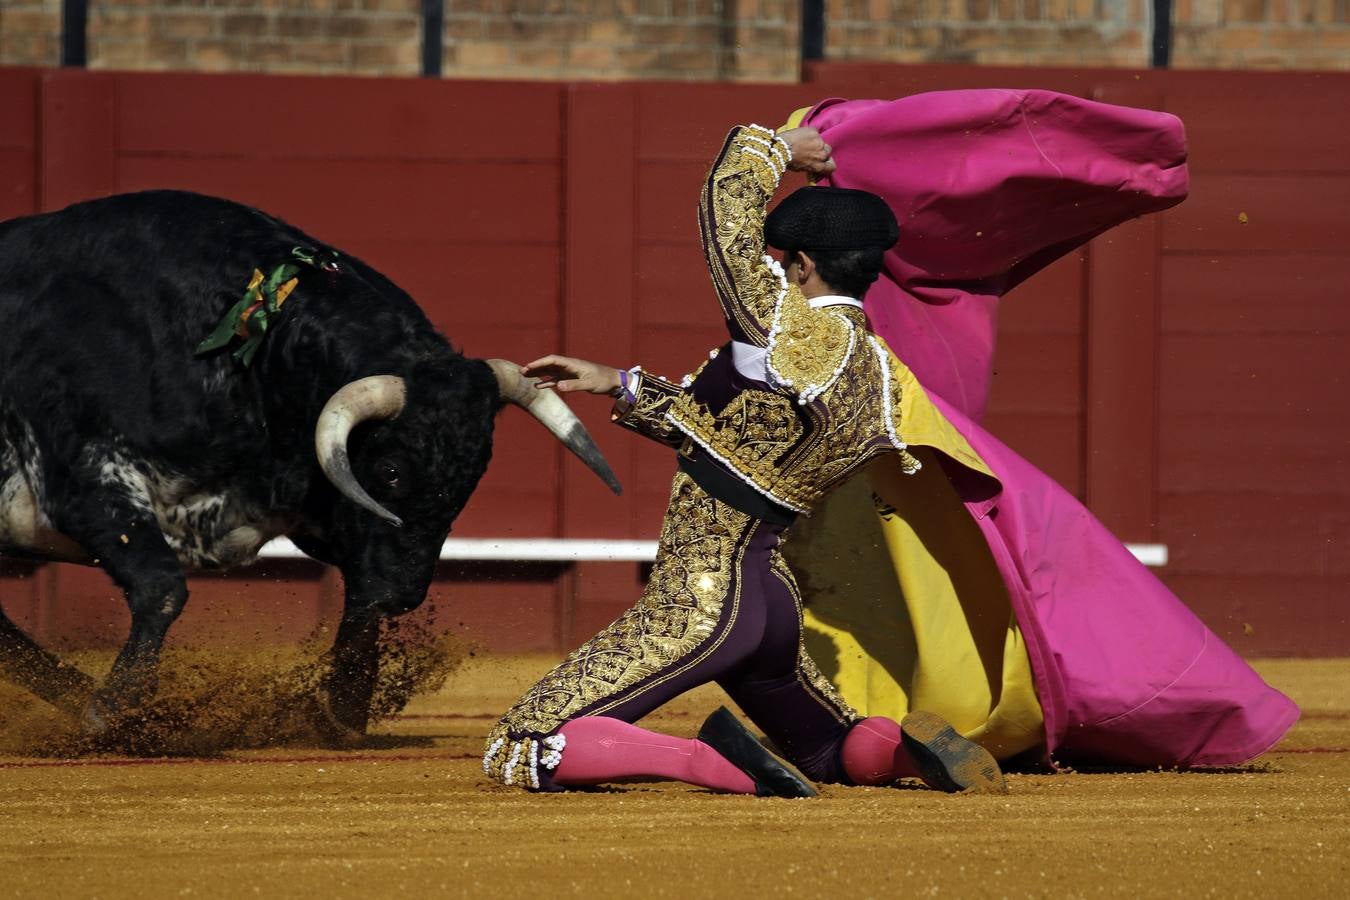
[611,366,639,401]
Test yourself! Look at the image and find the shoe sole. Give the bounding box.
[900,711,1008,794]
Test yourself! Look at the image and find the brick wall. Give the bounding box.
[1172,0,1350,70]
[0,0,61,67]
[826,0,1149,67]
[445,0,799,81]
[0,2,1348,87]
[87,0,422,75]
[0,0,798,80]
[825,0,1350,70]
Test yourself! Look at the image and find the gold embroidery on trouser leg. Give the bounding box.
[484,471,752,787]
[769,550,859,726]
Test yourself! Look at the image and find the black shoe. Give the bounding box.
[697,706,818,798]
[900,710,1008,794]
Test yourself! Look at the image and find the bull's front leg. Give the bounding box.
[46,488,190,734]
[86,548,189,733]
[316,605,381,744]
[314,548,436,745]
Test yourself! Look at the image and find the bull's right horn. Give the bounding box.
[315,375,407,526]
[487,359,622,495]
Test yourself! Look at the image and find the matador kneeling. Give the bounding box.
[481,123,1007,797]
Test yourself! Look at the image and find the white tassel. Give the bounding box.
[503,742,522,786]
[762,255,794,390]
[742,146,782,179]
[482,737,504,776]
[541,733,566,770]
[870,336,915,471]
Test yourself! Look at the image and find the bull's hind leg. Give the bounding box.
[0,599,95,715]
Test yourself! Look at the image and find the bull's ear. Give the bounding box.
[486,359,622,495]
[314,375,408,524]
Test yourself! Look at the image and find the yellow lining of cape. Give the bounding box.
[781,107,812,130]
[796,347,1043,761]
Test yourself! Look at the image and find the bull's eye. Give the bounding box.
[377,461,400,488]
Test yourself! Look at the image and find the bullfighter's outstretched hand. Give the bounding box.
[521,355,622,395]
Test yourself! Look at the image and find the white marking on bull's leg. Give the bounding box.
[0,419,87,559]
[94,452,155,516]
[0,473,34,545]
[0,474,90,562]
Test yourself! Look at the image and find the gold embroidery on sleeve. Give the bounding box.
[700,128,787,345]
[612,371,686,447]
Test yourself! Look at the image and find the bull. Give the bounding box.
[0,190,620,739]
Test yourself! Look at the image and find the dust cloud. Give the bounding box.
[0,616,467,757]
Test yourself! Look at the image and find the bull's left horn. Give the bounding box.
[315,375,407,526]
[487,359,622,495]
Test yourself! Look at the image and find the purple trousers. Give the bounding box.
[483,471,859,789]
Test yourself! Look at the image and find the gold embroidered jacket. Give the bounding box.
[613,124,925,515]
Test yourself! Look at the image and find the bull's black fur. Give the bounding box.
[0,190,506,735]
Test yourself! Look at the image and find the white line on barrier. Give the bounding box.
[1126,543,1169,567]
[258,537,1169,567]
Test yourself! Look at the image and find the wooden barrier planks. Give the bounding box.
[0,66,1345,656]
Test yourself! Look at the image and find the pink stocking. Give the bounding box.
[552,717,756,794]
[840,716,921,786]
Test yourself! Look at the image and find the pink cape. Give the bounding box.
[805,90,1298,767]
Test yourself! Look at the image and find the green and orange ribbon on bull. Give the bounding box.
[195,245,337,367]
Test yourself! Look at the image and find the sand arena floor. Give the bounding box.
[0,651,1346,898]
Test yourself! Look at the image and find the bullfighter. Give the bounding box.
[481,123,1011,796]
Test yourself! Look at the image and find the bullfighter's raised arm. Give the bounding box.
[698,125,835,346]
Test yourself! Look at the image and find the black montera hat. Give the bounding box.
[764,186,899,253]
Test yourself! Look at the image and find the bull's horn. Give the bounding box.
[315,375,407,526]
[486,359,622,495]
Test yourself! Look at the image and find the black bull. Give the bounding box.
[0,190,619,738]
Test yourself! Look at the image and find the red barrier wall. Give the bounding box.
[0,64,1346,657]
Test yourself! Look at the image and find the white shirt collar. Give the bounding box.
[807,294,864,310]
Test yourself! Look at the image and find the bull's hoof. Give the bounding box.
[78,693,126,738]
[77,680,153,739]
[312,688,367,748]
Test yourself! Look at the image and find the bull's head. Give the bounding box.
[300,358,620,738]
[313,360,620,528]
